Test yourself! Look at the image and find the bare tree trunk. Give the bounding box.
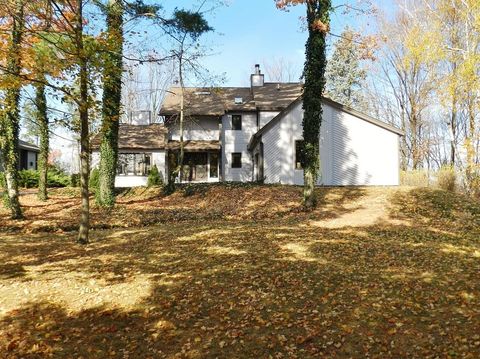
[1,0,24,219]
[76,0,90,245]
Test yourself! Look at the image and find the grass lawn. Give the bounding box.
[0,186,479,358]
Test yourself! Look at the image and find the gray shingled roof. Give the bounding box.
[91,124,166,151]
[18,140,40,152]
[160,83,303,116]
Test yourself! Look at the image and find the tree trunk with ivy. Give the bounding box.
[302,0,331,208]
[97,0,123,208]
[0,0,24,219]
[35,78,49,201]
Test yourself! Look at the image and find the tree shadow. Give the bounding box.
[1,219,479,358]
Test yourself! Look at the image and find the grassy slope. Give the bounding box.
[0,185,479,358]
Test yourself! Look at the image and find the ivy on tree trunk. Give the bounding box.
[1,0,24,219]
[35,78,49,201]
[302,0,331,208]
[98,0,123,208]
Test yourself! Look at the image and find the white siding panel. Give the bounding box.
[259,111,280,129]
[328,104,399,186]
[262,101,400,186]
[222,113,256,182]
[115,176,148,187]
[262,104,303,185]
[169,117,220,141]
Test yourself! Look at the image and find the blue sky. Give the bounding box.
[159,0,373,86]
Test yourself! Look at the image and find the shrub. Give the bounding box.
[436,166,456,192]
[70,173,80,187]
[147,165,163,187]
[89,168,100,190]
[18,170,38,188]
[47,165,71,187]
[14,166,71,188]
[400,170,430,187]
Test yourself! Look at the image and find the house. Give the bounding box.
[0,140,39,172]
[91,64,403,187]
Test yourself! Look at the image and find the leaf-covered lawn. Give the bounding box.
[0,186,479,358]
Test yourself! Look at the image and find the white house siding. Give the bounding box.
[258,111,280,129]
[222,113,257,181]
[169,117,220,141]
[261,101,400,186]
[91,150,166,187]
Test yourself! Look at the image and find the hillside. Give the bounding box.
[1,185,480,234]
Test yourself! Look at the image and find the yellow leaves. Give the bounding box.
[402,24,442,69]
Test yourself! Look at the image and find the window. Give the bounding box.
[295,140,304,170]
[209,153,219,178]
[231,152,242,168]
[117,153,152,176]
[232,115,242,130]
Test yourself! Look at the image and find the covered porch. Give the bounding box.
[167,140,221,183]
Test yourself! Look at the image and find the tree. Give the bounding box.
[96,0,124,208]
[34,76,49,200]
[276,0,332,208]
[263,57,301,82]
[162,7,213,192]
[0,0,26,219]
[325,27,367,109]
[96,0,163,207]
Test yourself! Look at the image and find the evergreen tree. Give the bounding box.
[325,28,367,108]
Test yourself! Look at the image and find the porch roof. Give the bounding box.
[91,124,167,151]
[167,140,220,152]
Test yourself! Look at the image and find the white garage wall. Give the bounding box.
[222,113,257,182]
[262,101,400,186]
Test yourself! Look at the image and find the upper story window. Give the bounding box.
[295,140,304,170]
[232,115,242,131]
[231,152,242,168]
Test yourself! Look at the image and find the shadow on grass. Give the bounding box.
[1,219,479,358]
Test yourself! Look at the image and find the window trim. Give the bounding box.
[231,152,242,168]
[232,114,242,131]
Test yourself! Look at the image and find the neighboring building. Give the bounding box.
[0,140,39,172]
[91,64,404,187]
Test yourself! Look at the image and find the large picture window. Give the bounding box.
[117,153,151,176]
